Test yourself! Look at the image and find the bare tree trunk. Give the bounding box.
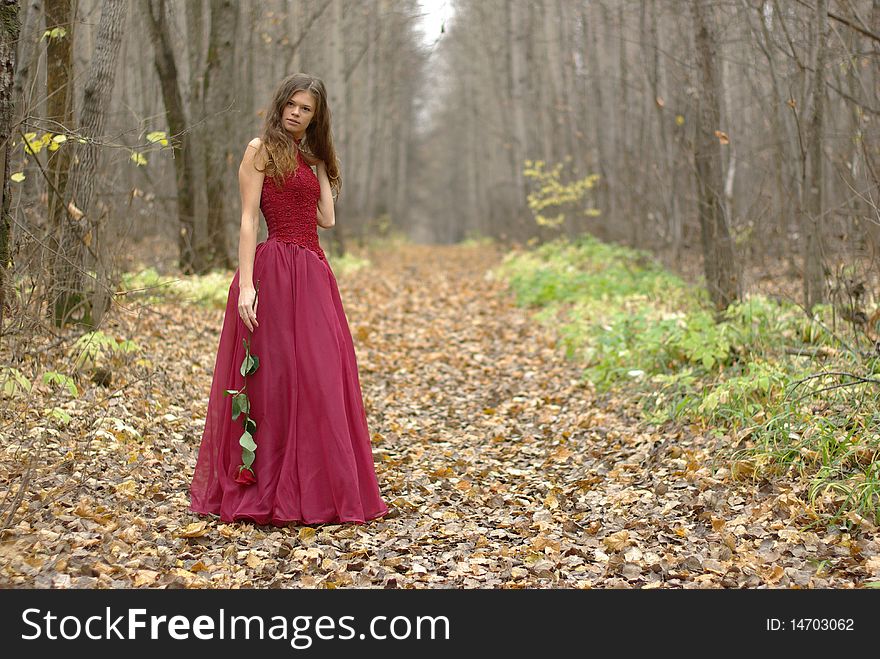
[619,3,638,247]
[185,0,208,270]
[328,0,346,256]
[752,0,794,267]
[358,7,378,228]
[541,1,562,162]
[646,0,681,257]
[142,0,196,273]
[201,0,237,271]
[44,0,73,241]
[865,0,880,252]
[0,0,20,337]
[690,0,739,311]
[803,0,828,312]
[65,0,128,325]
[288,0,300,72]
[45,0,76,326]
[720,37,737,241]
[507,0,528,237]
[584,3,610,241]
[12,0,42,127]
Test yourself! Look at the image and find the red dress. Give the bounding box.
[189,139,389,526]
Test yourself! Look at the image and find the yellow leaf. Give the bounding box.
[721,532,737,552]
[715,129,729,145]
[170,568,201,585]
[10,172,25,183]
[532,535,561,553]
[603,530,630,552]
[245,553,262,569]
[134,570,160,586]
[73,501,92,518]
[552,446,573,462]
[42,26,67,40]
[218,524,239,539]
[298,527,317,544]
[765,565,784,584]
[731,459,756,480]
[67,201,84,221]
[113,480,137,497]
[177,521,209,538]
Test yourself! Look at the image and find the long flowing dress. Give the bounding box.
[189,139,389,526]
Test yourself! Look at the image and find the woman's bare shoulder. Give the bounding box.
[244,137,268,169]
[246,137,266,155]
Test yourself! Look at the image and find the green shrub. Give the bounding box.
[495,230,879,524]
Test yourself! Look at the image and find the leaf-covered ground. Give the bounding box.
[1,242,878,588]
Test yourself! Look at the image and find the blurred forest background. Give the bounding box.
[1,0,879,331]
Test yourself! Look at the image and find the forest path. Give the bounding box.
[1,243,873,588]
[336,242,871,588]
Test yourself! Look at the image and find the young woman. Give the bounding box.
[189,73,389,526]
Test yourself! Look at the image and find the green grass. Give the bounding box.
[120,251,373,310]
[459,233,496,248]
[120,267,229,309]
[494,233,880,525]
[329,252,371,277]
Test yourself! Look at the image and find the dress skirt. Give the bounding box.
[189,237,390,526]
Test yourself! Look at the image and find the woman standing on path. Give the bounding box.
[189,73,390,526]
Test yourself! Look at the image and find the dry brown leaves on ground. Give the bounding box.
[0,242,877,588]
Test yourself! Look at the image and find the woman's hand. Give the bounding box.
[238,285,259,332]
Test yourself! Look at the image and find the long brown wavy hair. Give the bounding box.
[258,73,342,197]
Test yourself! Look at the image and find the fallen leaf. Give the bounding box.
[603,530,630,552]
[177,522,209,538]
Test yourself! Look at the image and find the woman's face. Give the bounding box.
[282,90,317,138]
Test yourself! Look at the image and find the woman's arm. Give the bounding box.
[316,160,335,229]
[237,138,267,331]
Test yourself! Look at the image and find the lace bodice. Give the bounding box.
[260,141,326,262]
